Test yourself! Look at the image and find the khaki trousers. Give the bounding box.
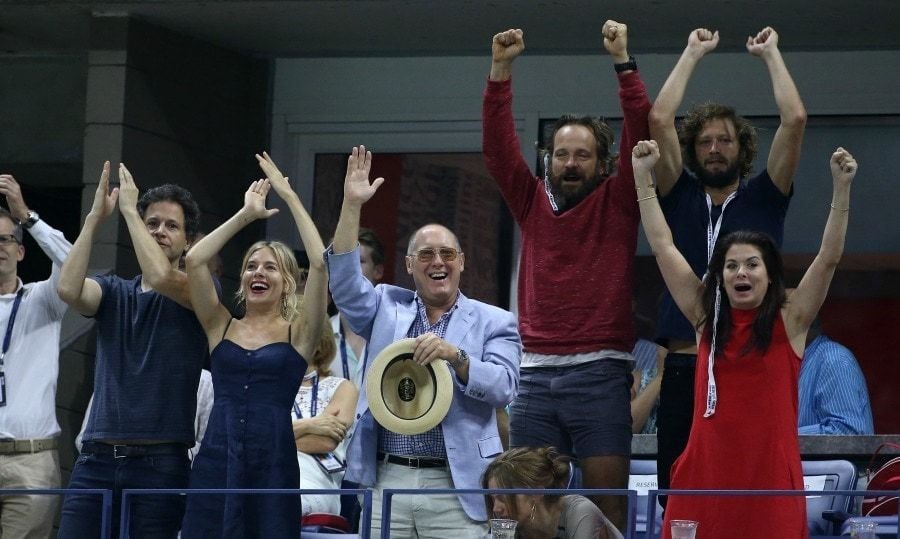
[0,449,61,539]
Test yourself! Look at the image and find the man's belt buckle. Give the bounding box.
[113,445,128,459]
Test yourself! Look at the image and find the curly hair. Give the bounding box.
[482,446,572,520]
[678,103,758,180]
[137,183,201,242]
[235,241,302,322]
[700,230,786,357]
[543,114,617,177]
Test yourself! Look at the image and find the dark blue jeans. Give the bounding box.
[57,450,190,538]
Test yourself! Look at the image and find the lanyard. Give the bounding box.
[292,374,319,418]
[702,190,736,418]
[0,288,25,367]
[338,324,350,380]
[705,191,737,265]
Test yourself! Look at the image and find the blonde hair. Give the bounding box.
[235,241,301,321]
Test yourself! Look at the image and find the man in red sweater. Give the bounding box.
[482,21,650,531]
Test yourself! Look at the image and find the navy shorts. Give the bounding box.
[509,358,633,457]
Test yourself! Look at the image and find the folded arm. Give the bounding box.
[295,380,359,453]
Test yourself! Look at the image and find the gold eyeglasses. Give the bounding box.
[409,247,460,263]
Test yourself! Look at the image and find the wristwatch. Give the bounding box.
[614,55,638,73]
[453,348,470,369]
[21,210,39,230]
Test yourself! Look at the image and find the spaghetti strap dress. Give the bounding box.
[182,320,306,538]
[662,308,807,539]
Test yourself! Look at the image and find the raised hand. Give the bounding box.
[89,161,119,221]
[255,151,296,201]
[830,147,857,187]
[117,163,140,213]
[602,20,629,62]
[492,28,524,64]
[0,174,29,222]
[746,26,779,57]
[343,145,384,207]
[242,179,279,221]
[632,140,661,176]
[686,28,719,58]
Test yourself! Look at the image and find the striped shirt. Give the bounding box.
[378,293,459,457]
[798,335,874,435]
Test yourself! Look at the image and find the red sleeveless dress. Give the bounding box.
[662,308,807,539]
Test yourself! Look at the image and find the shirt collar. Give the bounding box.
[0,277,24,298]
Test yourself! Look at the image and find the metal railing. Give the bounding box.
[646,489,900,539]
[380,487,637,539]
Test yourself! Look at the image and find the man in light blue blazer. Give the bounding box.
[326,146,521,538]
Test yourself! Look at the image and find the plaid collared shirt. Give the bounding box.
[378,293,459,458]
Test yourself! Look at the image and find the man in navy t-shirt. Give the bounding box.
[57,162,208,537]
[647,26,807,504]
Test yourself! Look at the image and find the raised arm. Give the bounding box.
[784,148,855,350]
[649,28,719,196]
[489,28,524,82]
[333,146,384,256]
[116,164,192,308]
[57,162,118,316]
[747,26,807,194]
[255,152,329,360]
[633,141,704,326]
[185,179,278,342]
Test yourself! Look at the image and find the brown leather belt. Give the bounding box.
[0,438,59,454]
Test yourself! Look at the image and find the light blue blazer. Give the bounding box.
[326,246,521,521]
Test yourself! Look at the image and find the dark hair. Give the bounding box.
[0,208,23,243]
[481,447,571,520]
[358,227,385,267]
[679,103,758,180]
[544,114,616,176]
[700,230,786,356]
[137,184,200,241]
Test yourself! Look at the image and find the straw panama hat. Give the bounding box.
[366,338,454,435]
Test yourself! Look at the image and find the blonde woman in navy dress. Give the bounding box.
[181,153,327,538]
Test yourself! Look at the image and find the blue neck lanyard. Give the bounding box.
[293,374,319,418]
[339,324,350,380]
[0,288,25,367]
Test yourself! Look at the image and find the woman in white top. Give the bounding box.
[292,315,359,515]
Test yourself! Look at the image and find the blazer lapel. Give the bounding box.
[445,292,474,346]
[393,299,417,342]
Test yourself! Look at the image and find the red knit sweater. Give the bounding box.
[482,72,650,355]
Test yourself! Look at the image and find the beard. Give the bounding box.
[550,170,605,212]
[694,158,740,189]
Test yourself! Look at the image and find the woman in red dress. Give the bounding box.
[631,140,857,539]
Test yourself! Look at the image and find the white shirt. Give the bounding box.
[0,219,71,439]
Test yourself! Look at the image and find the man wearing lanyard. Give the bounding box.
[328,227,384,389]
[0,174,72,537]
[327,146,521,537]
[647,26,806,503]
[56,163,208,537]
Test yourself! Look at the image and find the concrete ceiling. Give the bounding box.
[1,0,898,58]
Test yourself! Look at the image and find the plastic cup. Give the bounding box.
[489,518,517,539]
[849,521,878,539]
[670,519,699,539]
